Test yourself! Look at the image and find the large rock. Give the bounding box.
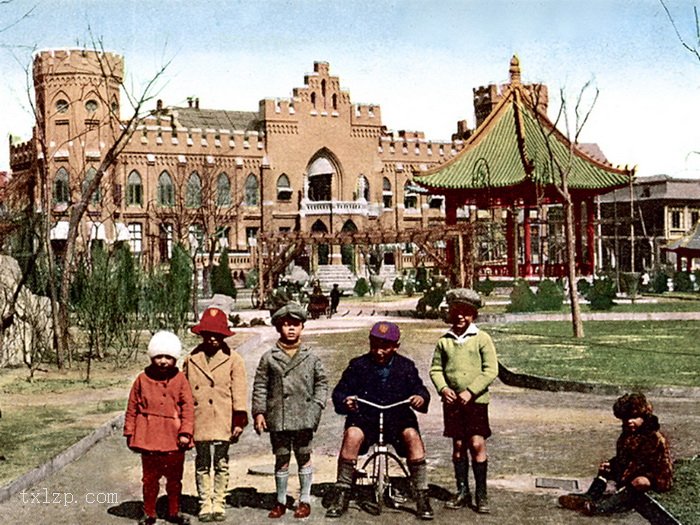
[0,255,54,367]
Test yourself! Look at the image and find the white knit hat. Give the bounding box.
[147,331,182,360]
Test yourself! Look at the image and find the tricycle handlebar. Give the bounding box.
[350,396,412,410]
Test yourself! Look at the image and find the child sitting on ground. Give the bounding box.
[124,331,194,525]
[325,321,433,520]
[559,392,673,516]
[252,302,328,519]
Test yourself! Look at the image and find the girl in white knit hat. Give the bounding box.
[124,331,195,525]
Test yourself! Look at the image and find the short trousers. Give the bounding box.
[269,429,314,457]
[346,420,420,457]
[442,401,491,439]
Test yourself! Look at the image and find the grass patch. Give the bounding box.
[489,320,700,388]
[0,404,105,485]
[654,456,700,525]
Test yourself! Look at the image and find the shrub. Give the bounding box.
[620,272,640,298]
[577,278,592,297]
[415,267,429,292]
[506,279,537,313]
[354,277,370,297]
[586,278,617,310]
[535,279,564,311]
[673,271,693,293]
[652,270,669,294]
[475,277,495,296]
[392,277,404,294]
[245,269,259,289]
[404,279,415,297]
[210,247,237,299]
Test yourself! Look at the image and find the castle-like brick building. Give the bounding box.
[9,49,556,280]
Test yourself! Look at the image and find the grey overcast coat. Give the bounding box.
[252,345,328,432]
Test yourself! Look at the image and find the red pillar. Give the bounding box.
[586,197,595,275]
[506,207,517,277]
[574,199,583,272]
[686,254,693,272]
[676,253,683,273]
[523,207,532,276]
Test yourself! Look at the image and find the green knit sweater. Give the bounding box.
[429,328,498,404]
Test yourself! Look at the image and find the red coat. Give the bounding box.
[124,366,195,453]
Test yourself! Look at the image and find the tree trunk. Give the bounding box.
[563,197,584,338]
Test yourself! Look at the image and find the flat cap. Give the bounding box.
[446,288,483,310]
[271,302,308,324]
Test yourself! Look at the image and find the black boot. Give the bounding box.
[325,487,351,518]
[473,461,490,514]
[445,459,471,509]
[584,486,637,515]
[559,476,607,512]
[415,490,434,520]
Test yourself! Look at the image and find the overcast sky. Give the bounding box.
[1,0,699,178]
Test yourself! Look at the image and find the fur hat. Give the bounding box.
[271,302,307,325]
[191,307,235,337]
[613,393,653,420]
[148,331,182,360]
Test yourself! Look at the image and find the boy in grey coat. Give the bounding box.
[253,302,328,519]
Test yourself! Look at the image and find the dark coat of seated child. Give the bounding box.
[325,321,434,521]
[124,331,194,525]
[559,392,673,516]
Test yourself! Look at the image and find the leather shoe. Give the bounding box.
[268,502,287,518]
[293,502,311,518]
[325,488,350,518]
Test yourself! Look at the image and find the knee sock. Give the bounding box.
[274,469,289,505]
[408,459,428,492]
[298,465,313,504]
[336,459,356,489]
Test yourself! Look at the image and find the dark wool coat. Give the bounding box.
[124,366,195,453]
[252,345,328,432]
[332,353,430,435]
[609,415,673,492]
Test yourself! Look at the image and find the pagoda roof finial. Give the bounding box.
[509,54,521,85]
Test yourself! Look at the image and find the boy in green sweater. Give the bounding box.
[429,288,498,514]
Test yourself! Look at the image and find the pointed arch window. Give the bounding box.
[53,168,70,205]
[158,171,175,207]
[217,173,231,206]
[127,170,143,207]
[276,174,292,201]
[244,174,259,206]
[382,177,393,208]
[82,167,101,204]
[186,171,202,208]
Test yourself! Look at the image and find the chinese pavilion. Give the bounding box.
[415,56,634,281]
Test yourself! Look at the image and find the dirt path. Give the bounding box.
[1,315,696,524]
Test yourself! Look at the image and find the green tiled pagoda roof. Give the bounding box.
[415,88,631,192]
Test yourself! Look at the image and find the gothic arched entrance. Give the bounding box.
[341,220,358,271]
[311,220,329,265]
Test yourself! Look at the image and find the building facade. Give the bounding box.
[599,175,700,271]
[10,50,478,277]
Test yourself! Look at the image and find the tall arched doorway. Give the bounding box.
[341,220,358,271]
[306,156,334,201]
[311,220,329,265]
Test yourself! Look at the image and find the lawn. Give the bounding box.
[488,320,700,388]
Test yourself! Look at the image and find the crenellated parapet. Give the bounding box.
[33,48,124,84]
[9,139,36,171]
[127,114,267,159]
[376,131,464,164]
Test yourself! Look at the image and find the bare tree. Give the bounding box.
[532,82,601,338]
[11,38,171,367]
[660,0,700,62]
